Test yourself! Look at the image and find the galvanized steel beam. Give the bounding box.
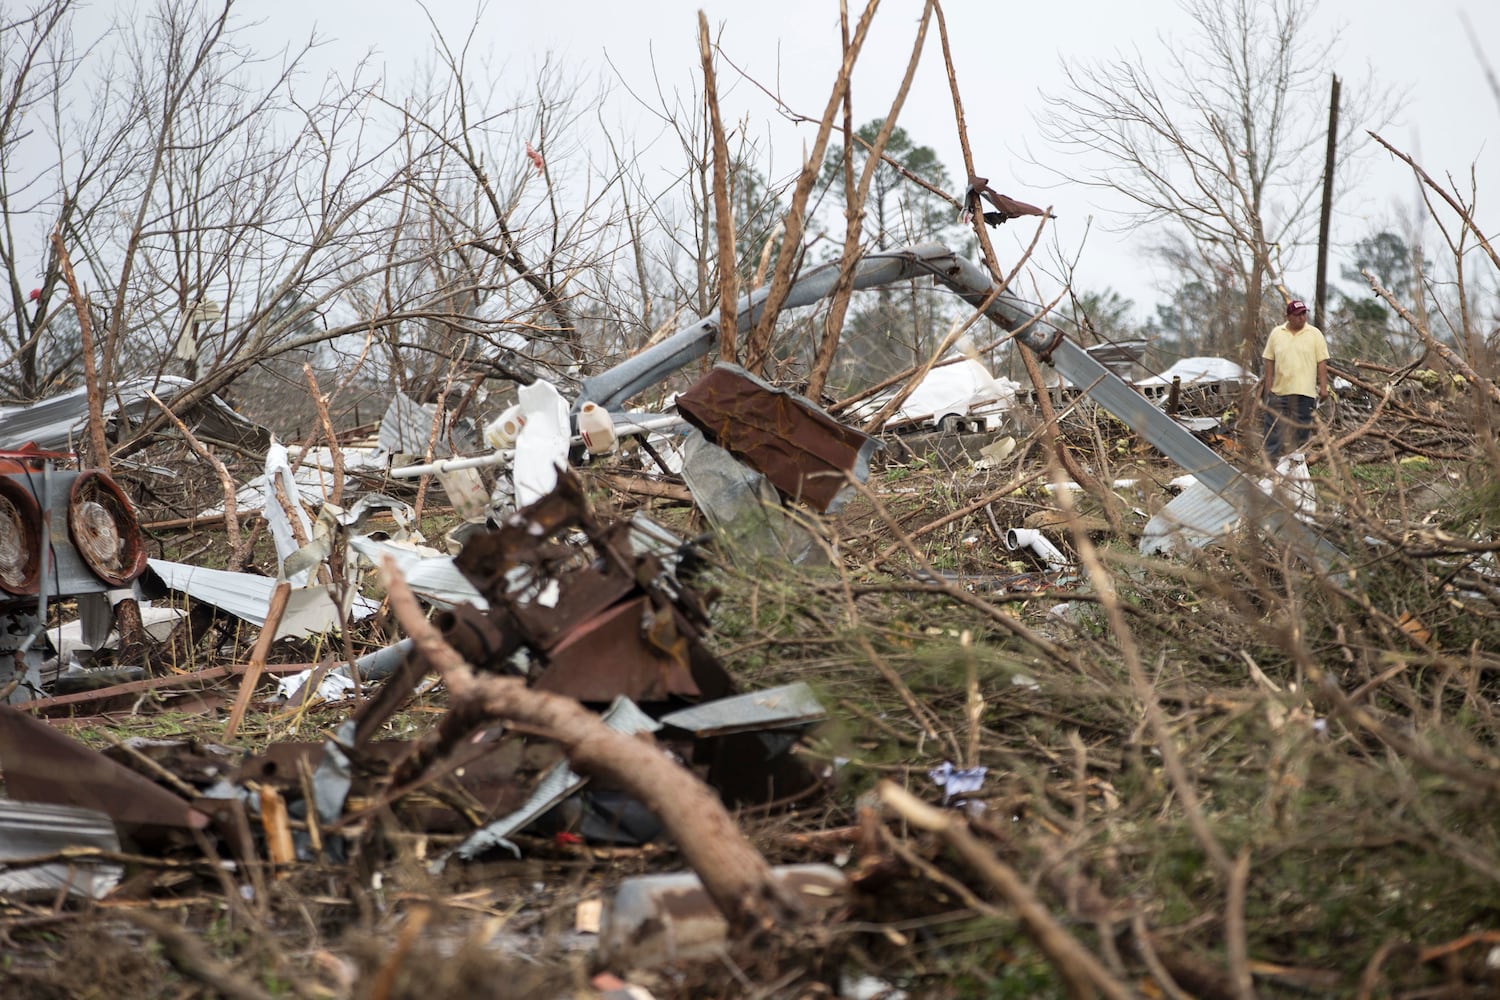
[581,242,1343,571]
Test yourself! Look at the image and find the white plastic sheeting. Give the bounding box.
[512,379,572,508]
[1135,356,1250,388]
[858,357,1019,428]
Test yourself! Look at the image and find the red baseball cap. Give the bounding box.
[1286,300,1308,315]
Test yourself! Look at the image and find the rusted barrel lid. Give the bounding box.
[0,477,42,595]
[67,471,147,587]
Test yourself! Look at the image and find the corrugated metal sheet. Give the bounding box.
[659,682,825,737]
[0,799,122,899]
[348,536,487,610]
[0,376,269,453]
[142,559,381,638]
[377,391,479,458]
[1140,480,1241,556]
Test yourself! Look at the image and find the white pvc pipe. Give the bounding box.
[1005,528,1071,573]
[389,451,509,478]
[1042,478,1139,493]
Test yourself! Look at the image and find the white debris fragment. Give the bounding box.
[928,761,988,804]
[512,380,571,508]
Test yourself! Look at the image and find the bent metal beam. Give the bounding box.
[579,243,1343,573]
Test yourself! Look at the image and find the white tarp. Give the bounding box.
[1135,357,1249,388]
[856,357,1019,428]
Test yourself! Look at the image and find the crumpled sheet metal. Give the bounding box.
[534,594,718,703]
[658,682,824,737]
[0,706,209,838]
[443,695,661,865]
[674,364,878,514]
[447,472,730,705]
[142,558,381,638]
[0,375,269,456]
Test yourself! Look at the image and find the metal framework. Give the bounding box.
[580,242,1343,572]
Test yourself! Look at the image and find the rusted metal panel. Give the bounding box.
[232,735,525,836]
[513,564,637,650]
[448,696,661,863]
[0,706,209,838]
[534,595,711,703]
[674,364,879,513]
[445,472,732,706]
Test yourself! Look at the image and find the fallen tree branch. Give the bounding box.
[1364,272,1500,406]
[878,781,1134,1000]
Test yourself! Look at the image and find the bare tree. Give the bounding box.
[1038,0,1395,363]
[1,0,98,398]
[2,0,642,456]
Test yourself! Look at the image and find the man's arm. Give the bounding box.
[1261,358,1275,399]
[1316,359,1328,400]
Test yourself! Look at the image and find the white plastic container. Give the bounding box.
[483,403,526,450]
[577,401,618,455]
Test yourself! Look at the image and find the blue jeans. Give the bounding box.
[1263,394,1315,460]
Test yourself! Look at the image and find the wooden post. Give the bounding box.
[224,581,293,740]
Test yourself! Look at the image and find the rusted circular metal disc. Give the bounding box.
[0,478,41,595]
[68,471,147,586]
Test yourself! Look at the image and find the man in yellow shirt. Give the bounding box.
[1260,299,1329,460]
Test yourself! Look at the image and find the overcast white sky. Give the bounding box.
[164,1,1500,320]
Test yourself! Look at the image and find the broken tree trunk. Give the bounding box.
[380,556,809,938]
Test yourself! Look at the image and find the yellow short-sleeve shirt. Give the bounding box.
[1262,324,1329,398]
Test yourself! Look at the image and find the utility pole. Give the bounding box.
[1314,74,1340,329]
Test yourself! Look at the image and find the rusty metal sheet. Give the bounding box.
[512,563,637,650]
[232,735,525,836]
[534,595,708,703]
[447,696,661,864]
[0,706,209,837]
[452,475,594,603]
[674,365,878,513]
[445,472,729,707]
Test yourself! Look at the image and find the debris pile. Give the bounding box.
[2,241,1497,996]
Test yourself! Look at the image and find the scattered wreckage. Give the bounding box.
[0,240,1351,983]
